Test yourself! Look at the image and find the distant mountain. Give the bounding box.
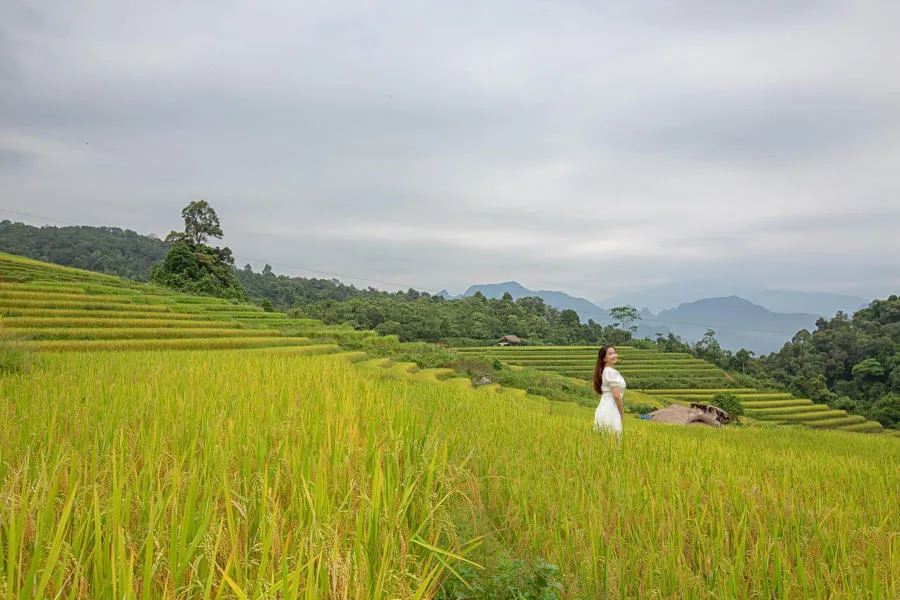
[457,282,827,353]
[599,281,866,317]
[435,289,456,300]
[463,281,610,323]
[645,296,820,355]
[736,288,867,317]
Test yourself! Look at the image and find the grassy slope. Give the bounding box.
[1,252,898,597]
[2,350,897,598]
[0,252,370,352]
[460,346,890,435]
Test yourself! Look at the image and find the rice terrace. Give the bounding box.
[1,252,898,599]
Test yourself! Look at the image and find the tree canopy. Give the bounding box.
[150,202,245,300]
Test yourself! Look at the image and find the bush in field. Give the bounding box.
[451,354,494,378]
[625,402,656,415]
[491,368,596,405]
[831,395,857,413]
[710,392,743,419]
[388,345,456,369]
[437,556,564,600]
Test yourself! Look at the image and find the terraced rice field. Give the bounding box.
[2,349,898,598]
[459,346,896,437]
[0,252,371,352]
[1,253,898,597]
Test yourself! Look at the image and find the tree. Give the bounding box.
[559,309,581,328]
[165,200,223,246]
[710,392,743,419]
[734,348,754,374]
[868,393,900,429]
[852,358,885,380]
[694,329,725,366]
[609,306,640,333]
[151,201,245,300]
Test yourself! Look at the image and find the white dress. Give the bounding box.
[594,366,625,435]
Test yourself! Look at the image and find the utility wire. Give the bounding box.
[0,208,430,292]
[0,207,824,338]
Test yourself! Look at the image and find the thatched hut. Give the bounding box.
[497,334,521,346]
[648,405,722,427]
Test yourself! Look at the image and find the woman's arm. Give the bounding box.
[612,387,624,420]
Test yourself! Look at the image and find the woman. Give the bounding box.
[593,345,625,435]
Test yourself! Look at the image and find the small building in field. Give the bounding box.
[497,334,521,346]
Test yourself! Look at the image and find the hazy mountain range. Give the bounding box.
[598,281,867,316]
[440,281,865,355]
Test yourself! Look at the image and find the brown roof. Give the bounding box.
[648,405,722,427]
[498,335,521,343]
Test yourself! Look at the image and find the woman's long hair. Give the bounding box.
[593,345,613,394]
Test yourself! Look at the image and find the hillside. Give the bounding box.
[462,281,610,323]
[0,222,857,354]
[0,252,376,352]
[1,254,898,597]
[457,345,895,436]
[0,220,169,281]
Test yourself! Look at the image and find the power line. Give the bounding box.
[0,208,431,292]
[0,207,825,338]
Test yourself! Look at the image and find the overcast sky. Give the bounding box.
[2,0,899,303]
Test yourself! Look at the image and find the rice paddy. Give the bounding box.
[1,350,897,598]
[458,346,893,436]
[1,251,898,597]
[0,253,368,353]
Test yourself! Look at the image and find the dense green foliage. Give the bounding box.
[0,220,167,280]
[235,263,388,304]
[753,296,900,427]
[295,292,633,346]
[437,557,564,600]
[149,202,246,300]
[710,392,744,419]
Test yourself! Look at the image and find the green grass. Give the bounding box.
[14,337,312,352]
[0,298,175,311]
[0,308,209,320]
[4,327,281,340]
[839,421,884,433]
[2,350,897,598]
[2,318,240,329]
[805,415,869,428]
[646,388,758,395]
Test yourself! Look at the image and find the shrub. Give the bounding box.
[625,402,656,415]
[830,395,857,413]
[868,393,900,429]
[436,556,564,600]
[710,392,743,419]
[451,354,494,378]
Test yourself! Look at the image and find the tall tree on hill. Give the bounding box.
[609,305,641,334]
[165,200,224,246]
[151,201,246,300]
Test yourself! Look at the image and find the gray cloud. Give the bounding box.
[615,89,887,166]
[0,147,34,171]
[1,0,898,304]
